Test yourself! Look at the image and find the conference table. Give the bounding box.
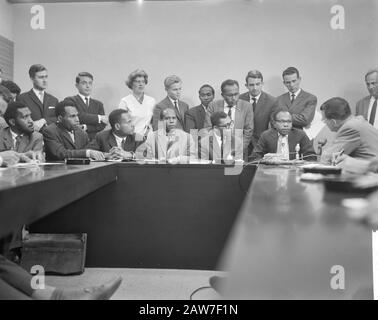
[0,161,374,299]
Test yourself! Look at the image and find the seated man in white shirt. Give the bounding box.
[250,108,316,161]
[199,111,243,163]
[137,108,196,163]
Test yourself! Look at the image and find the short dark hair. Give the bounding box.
[271,108,291,122]
[199,84,215,95]
[160,108,176,120]
[0,85,13,103]
[320,97,351,120]
[109,109,129,129]
[210,111,228,127]
[29,64,47,78]
[4,101,29,126]
[76,72,94,84]
[282,67,300,78]
[245,70,263,83]
[1,80,21,96]
[55,100,76,117]
[221,79,239,93]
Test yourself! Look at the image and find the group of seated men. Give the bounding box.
[1,64,378,167]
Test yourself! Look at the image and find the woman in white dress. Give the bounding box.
[119,69,156,141]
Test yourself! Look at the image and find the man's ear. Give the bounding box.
[75,83,79,91]
[9,119,16,127]
[114,123,120,131]
[57,115,63,122]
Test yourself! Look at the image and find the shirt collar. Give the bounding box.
[33,88,44,97]
[250,92,262,102]
[78,93,90,103]
[10,128,22,140]
[168,96,178,105]
[113,132,125,146]
[224,101,236,108]
[290,88,301,98]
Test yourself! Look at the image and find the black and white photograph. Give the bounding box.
[0,0,378,307]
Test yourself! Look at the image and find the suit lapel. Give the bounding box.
[234,101,243,129]
[2,128,14,150]
[255,92,266,117]
[17,135,30,153]
[58,124,76,148]
[290,91,305,111]
[29,90,44,114]
[75,95,87,111]
[198,106,205,128]
[363,97,370,119]
[108,132,117,150]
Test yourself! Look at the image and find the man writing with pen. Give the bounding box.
[320,97,378,164]
[249,108,316,161]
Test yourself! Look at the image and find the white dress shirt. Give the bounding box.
[367,96,378,128]
[289,88,301,101]
[223,101,236,122]
[119,93,156,136]
[10,129,22,150]
[249,92,262,105]
[277,133,289,160]
[33,88,44,103]
[113,132,125,149]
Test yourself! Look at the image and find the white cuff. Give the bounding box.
[98,115,101,124]
[0,156,3,167]
[86,150,91,158]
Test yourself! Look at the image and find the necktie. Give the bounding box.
[39,91,44,103]
[14,135,22,151]
[85,97,89,107]
[121,138,126,150]
[174,100,179,113]
[220,133,224,160]
[227,105,233,118]
[252,98,257,112]
[369,99,377,125]
[290,93,295,104]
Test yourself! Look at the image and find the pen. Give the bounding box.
[332,149,344,165]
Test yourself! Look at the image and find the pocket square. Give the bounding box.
[48,106,55,109]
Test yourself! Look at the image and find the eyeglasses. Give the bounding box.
[223,93,239,98]
[275,120,292,124]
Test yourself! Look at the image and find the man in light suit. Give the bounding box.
[43,100,104,161]
[140,108,196,163]
[64,72,107,140]
[17,64,58,132]
[204,79,253,159]
[152,75,189,131]
[250,108,316,161]
[0,101,43,157]
[239,70,276,149]
[200,111,243,162]
[274,67,317,129]
[91,109,143,160]
[355,69,378,129]
[185,84,215,132]
[320,97,378,163]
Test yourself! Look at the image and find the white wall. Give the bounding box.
[0,0,14,41]
[11,0,378,116]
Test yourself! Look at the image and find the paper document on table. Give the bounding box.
[10,162,64,168]
[373,230,378,300]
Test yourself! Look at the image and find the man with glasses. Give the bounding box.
[200,111,242,162]
[204,79,253,160]
[250,108,316,161]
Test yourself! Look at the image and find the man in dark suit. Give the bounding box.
[185,84,215,132]
[43,100,105,161]
[91,109,143,160]
[274,67,317,129]
[16,64,58,132]
[64,72,107,140]
[0,101,44,157]
[152,75,189,131]
[204,79,254,159]
[250,108,316,161]
[355,69,378,129]
[0,85,13,130]
[239,70,276,149]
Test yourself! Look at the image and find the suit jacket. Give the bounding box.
[199,129,243,161]
[239,91,276,146]
[274,90,317,129]
[152,97,189,131]
[43,122,90,160]
[90,129,143,153]
[0,127,43,153]
[138,128,196,161]
[321,115,378,162]
[250,128,316,161]
[204,99,254,153]
[184,105,207,132]
[64,95,106,139]
[17,89,58,125]
[355,95,371,120]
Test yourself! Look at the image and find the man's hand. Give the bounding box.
[33,119,47,131]
[0,150,21,166]
[109,147,133,160]
[99,115,108,125]
[21,150,45,163]
[88,150,105,161]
